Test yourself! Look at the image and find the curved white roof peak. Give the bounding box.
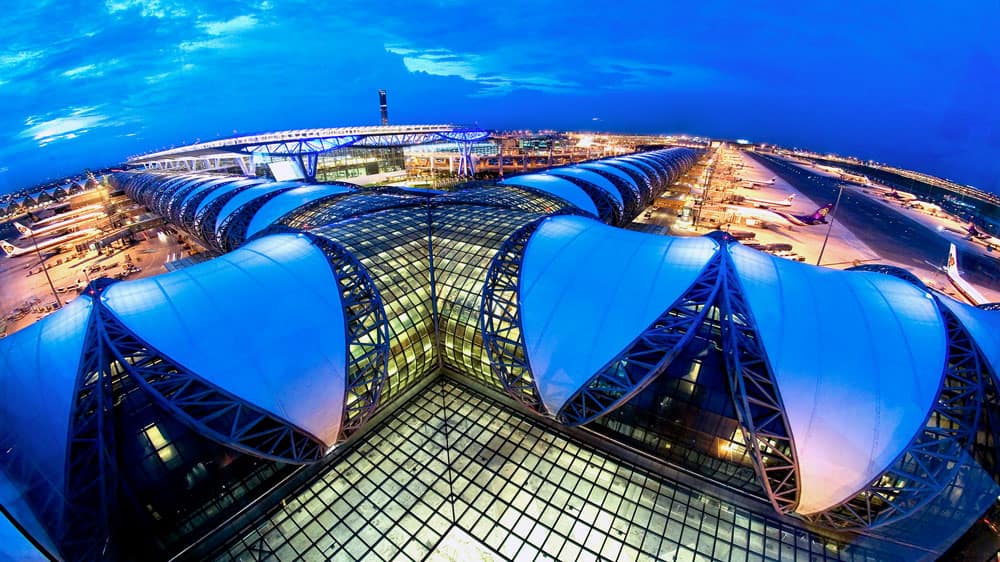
[578,162,639,191]
[247,184,353,238]
[102,233,348,446]
[520,216,719,415]
[727,244,947,515]
[545,167,623,205]
[500,174,599,216]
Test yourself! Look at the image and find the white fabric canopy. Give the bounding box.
[0,296,93,495]
[247,184,353,238]
[728,244,946,514]
[939,296,1000,381]
[103,234,348,446]
[578,162,639,192]
[500,174,599,216]
[546,167,624,205]
[519,216,718,415]
[214,182,301,232]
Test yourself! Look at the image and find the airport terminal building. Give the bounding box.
[2,145,1000,561]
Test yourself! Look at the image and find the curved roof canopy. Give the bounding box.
[247,185,354,238]
[0,296,93,501]
[194,179,248,216]
[214,182,299,232]
[545,167,624,205]
[102,233,348,446]
[519,215,718,415]
[728,244,947,515]
[577,162,640,191]
[500,174,599,216]
[939,296,1000,379]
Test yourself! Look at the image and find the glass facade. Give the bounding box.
[314,147,406,183]
[432,205,540,381]
[590,318,764,495]
[214,381,896,562]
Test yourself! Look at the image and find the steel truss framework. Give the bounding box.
[130,127,490,180]
[62,283,118,561]
[807,304,984,530]
[99,301,326,465]
[544,172,622,225]
[718,248,801,515]
[54,276,332,561]
[192,185,255,247]
[439,182,574,216]
[602,162,653,206]
[578,167,642,220]
[179,182,247,229]
[480,216,553,411]
[846,264,929,290]
[557,251,724,426]
[617,156,665,200]
[292,230,391,439]
[214,185,300,252]
[272,191,426,232]
[167,179,251,224]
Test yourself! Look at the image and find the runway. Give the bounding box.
[750,153,1000,291]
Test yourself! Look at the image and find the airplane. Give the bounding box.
[929,243,991,306]
[14,212,103,239]
[884,189,918,202]
[1,228,100,258]
[726,203,833,229]
[27,204,102,228]
[741,177,776,188]
[743,193,796,208]
[953,221,1000,251]
[906,200,942,215]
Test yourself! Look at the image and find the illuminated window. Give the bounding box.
[144,424,182,469]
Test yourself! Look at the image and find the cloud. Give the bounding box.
[385,44,578,96]
[200,15,257,36]
[19,107,111,147]
[62,64,98,79]
[105,0,186,19]
[0,50,44,68]
[178,38,228,51]
[143,63,194,84]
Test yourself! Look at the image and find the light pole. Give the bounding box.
[816,183,845,267]
[28,228,61,308]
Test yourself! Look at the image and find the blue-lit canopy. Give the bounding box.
[519,215,718,415]
[729,244,947,515]
[103,234,349,446]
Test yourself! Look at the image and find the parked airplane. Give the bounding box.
[885,189,918,202]
[741,177,776,189]
[965,222,1000,245]
[743,194,796,208]
[14,212,103,239]
[726,204,833,229]
[936,243,990,306]
[1,228,99,258]
[28,204,102,228]
[906,200,942,214]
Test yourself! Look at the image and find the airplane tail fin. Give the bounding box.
[13,221,32,237]
[0,240,18,257]
[809,204,833,222]
[946,243,959,275]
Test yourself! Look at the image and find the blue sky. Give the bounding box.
[0,1,997,194]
